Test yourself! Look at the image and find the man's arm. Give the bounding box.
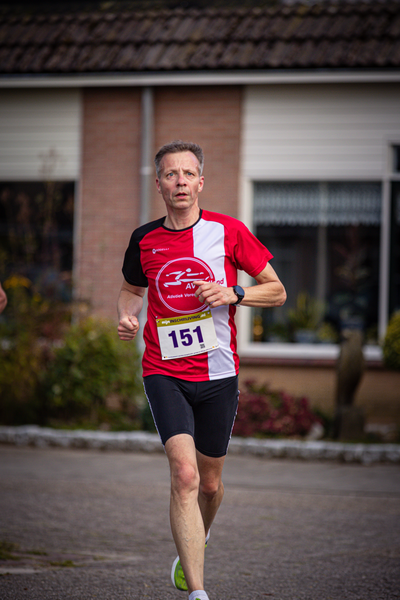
[194,262,286,309]
[117,279,146,341]
[240,262,287,307]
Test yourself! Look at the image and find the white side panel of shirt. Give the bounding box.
[193,218,236,380]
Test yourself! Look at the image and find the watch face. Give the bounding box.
[233,285,244,304]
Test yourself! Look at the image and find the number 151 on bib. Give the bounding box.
[156,310,219,360]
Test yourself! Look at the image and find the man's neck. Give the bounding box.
[164,207,201,230]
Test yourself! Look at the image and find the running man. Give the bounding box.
[117,140,286,600]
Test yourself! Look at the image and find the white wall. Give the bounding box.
[0,89,81,181]
[242,82,400,181]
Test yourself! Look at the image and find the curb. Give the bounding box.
[1,425,400,464]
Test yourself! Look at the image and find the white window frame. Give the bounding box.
[237,169,396,363]
[380,141,400,336]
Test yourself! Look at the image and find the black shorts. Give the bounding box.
[143,374,239,458]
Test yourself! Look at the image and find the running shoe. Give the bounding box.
[171,531,210,591]
[171,555,187,591]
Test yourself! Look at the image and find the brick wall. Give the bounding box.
[152,85,242,221]
[78,88,141,319]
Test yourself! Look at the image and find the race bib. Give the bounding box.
[156,310,219,360]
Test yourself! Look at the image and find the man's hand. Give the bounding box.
[118,315,140,341]
[194,263,286,310]
[193,280,236,308]
[117,281,145,341]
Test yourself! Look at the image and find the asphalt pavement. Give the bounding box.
[0,445,399,600]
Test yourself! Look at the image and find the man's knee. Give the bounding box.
[199,478,223,502]
[171,461,200,495]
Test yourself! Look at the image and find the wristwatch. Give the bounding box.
[232,285,245,306]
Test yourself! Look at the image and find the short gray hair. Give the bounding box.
[154,140,204,178]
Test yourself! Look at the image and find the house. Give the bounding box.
[1,0,400,427]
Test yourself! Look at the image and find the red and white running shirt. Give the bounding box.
[122,209,272,381]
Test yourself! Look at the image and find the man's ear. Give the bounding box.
[198,176,205,192]
[156,178,162,194]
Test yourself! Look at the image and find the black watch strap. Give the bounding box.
[232,285,245,306]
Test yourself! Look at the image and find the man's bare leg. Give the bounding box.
[166,435,226,595]
[197,449,226,537]
[166,434,206,594]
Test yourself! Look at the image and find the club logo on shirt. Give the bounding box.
[156,257,215,314]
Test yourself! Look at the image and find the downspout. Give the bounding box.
[137,86,154,351]
[140,86,154,226]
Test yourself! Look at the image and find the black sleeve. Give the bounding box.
[122,229,148,288]
[122,217,165,288]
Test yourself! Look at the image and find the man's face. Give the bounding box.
[156,151,204,212]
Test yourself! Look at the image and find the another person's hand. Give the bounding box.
[0,282,7,314]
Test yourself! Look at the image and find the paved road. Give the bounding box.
[0,445,399,600]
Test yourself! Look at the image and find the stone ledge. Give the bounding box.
[0,426,163,453]
[228,437,400,464]
[1,425,400,464]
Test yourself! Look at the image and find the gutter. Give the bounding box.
[1,69,400,88]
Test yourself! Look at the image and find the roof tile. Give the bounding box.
[0,1,399,74]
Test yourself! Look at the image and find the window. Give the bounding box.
[252,181,381,345]
[0,181,74,301]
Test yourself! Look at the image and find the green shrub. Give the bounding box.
[42,317,143,423]
[383,311,400,371]
[0,276,70,424]
[1,274,71,341]
[0,277,144,427]
[233,380,322,438]
[0,338,46,424]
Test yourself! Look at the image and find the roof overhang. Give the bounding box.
[1,69,400,88]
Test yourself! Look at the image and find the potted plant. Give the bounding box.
[288,292,325,343]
